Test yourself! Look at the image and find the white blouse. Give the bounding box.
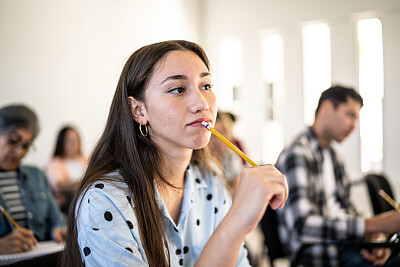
[76,164,250,266]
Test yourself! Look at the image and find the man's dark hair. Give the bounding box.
[315,85,363,116]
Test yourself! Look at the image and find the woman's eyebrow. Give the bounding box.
[200,72,211,78]
[159,72,211,85]
[9,132,33,143]
[160,75,187,85]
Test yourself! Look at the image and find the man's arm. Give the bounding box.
[365,210,400,235]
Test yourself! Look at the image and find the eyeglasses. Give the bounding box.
[2,133,35,152]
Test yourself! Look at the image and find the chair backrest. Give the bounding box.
[259,206,287,266]
[364,173,395,214]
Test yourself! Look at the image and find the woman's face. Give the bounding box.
[137,50,217,155]
[64,129,80,158]
[0,128,33,171]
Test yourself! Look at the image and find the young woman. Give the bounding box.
[47,126,87,214]
[63,40,288,267]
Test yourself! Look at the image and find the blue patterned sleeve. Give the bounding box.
[76,182,148,266]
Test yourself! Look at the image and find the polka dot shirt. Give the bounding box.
[76,164,250,266]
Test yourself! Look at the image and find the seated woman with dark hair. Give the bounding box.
[47,126,87,215]
[62,40,288,267]
[0,104,66,259]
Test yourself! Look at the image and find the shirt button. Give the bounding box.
[40,192,46,199]
[27,212,33,219]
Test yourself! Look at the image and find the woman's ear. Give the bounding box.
[128,96,147,124]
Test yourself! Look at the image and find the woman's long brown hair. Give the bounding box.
[62,40,216,267]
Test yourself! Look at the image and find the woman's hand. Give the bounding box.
[0,227,37,254]
[195,165,287,267]
[52,226,67,243]
[228,164,288,236]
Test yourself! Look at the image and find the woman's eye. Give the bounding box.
[169,87,186,94]
[201,84,213,91]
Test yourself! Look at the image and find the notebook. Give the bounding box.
[0,241,64,266]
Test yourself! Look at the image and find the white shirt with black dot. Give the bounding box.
[76,164,251,266]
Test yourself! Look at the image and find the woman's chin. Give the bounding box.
[191,137,210,150]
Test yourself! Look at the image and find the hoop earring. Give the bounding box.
[139,124,148,137]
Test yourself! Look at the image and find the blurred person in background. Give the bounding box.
[210,111,246,196]
[47,126,87,215]
[276,85,400,267]
[0,104,66,256]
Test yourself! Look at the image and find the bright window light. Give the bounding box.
[261,33,285,164]
[262,34,284,83]
[358,18,384,173]
[218,37,243,110]
[302,23,332,125]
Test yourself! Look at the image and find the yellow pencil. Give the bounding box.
[378,189,400,212]
[0,204,20,228]
[202,121,258,167]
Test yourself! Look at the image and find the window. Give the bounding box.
[261,34,284,164]
[302,23,332,125]
[218,37,243,111]
[358,18,384,172]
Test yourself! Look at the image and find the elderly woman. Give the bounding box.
[0,104,65,256]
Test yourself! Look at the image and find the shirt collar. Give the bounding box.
[16,166,28,180]
[154,163,208,226]
[306,127,336,164]
[307,127,329,152]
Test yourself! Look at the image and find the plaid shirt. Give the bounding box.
[276,127,365,267]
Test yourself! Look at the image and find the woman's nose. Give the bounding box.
[189,89,210,113]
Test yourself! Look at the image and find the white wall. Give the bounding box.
[202,0,400,201]
[382,11,400,200]
[0,0,202,169]
[1,0,399,202]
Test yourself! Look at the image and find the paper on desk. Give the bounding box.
[0,240,64,266]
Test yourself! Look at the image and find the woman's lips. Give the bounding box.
[187,118,211,127]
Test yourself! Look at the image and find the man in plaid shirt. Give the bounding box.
[276,86,400,266]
